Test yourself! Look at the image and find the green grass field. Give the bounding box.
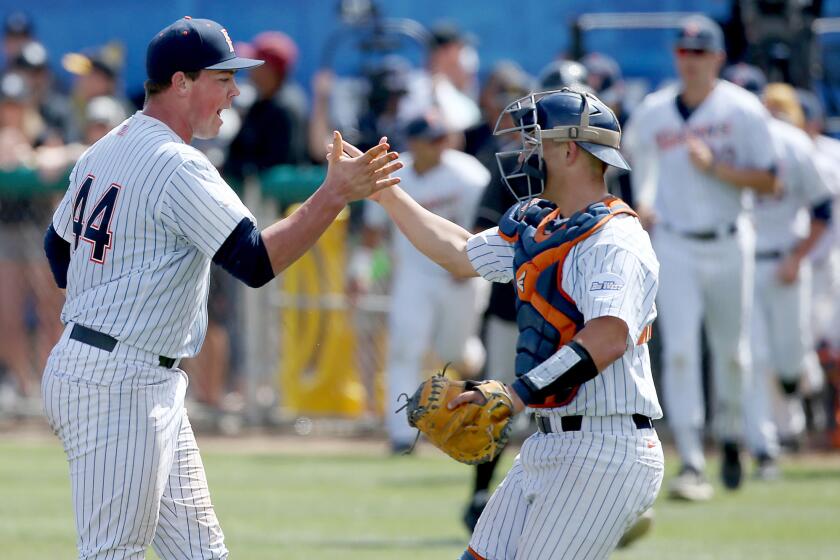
[2,436,839,559]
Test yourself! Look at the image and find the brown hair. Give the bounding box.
[143,69,201,101]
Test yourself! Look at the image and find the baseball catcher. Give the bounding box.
[401,368,516,464]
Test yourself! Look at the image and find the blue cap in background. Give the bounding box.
[405,113,448,140]
[146,17,263,83]
[722,63,767,95]
[676,15,724,52]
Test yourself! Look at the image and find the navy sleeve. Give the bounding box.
[811,198,833,223]
[212,217,276,288]
[44,224,71,289]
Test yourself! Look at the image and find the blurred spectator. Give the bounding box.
[797,88,840,446]
[225,31,307,180]
[2,11,33,68]
[12,40,71,144]
[426,22,478,95]
[741,79,832,475]
[723,62,767,95]
[61,42,132,143]
[309,55,411,162]
[0,70,62,401]
[581,52,626,121]
[0,71,45,146]
[355,56,412,151]
[34,95,128,183]
[798,89,840,344]
[464,60,533,169]
[581,52,630,203]
[536,59,591,91]
[401,22,481,132]
[83,95,128,144]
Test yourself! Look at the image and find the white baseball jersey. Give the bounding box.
[625,80,775,231]
[464,210,664,560]
[745,118,831,459]
[810,135,840,349]
[51,111,253,358]
[754,118,833,253]
[42,111,246,559]
[467,214,663,420]
[365,149,489,277]
[624,80,774,474]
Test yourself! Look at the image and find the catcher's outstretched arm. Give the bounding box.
[375,185,479,279]
[334,137,478,278]
[332,137,478,279]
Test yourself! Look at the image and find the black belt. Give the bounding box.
[536,414,653,434]
[755,249,785,260]
[669,223,737,241]
[69,324,177,368]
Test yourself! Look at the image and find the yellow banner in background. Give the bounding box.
[278,206,366,416]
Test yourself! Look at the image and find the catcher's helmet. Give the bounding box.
[493,88,629,201]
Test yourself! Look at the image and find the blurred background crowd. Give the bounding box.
[2,0,840,478]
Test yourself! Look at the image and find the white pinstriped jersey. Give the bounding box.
[51,111,253,358]
[625,80,775,232]
[755,118,833,253]
[466,213,662,419]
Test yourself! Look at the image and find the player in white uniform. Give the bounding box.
[798,89,840,446]
[355,114,490,451]
[724,75,834,477]
[40,17,401,559]
[346,87,663,559]
[624,16,778,500]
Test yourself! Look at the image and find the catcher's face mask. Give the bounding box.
[493,88,629,203]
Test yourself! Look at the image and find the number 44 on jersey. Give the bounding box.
[71,175,121,264]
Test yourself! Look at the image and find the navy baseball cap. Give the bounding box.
[146,17,263,83]
[405,114,448,140]
[3,11,33,36]
[722,63,767,95]
[428,22,477,49]
[676,16,724,52]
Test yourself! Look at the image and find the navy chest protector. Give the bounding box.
[498,195,644,407]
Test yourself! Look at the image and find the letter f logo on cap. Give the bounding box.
[220,28,235,53]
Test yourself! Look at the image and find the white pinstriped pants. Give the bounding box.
[468,416,664,560]
[42,325,227,559]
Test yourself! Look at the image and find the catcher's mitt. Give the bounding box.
[402,372,515,465]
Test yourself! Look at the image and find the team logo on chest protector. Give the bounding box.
[499,196,638,407]
[516,270,527,294]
